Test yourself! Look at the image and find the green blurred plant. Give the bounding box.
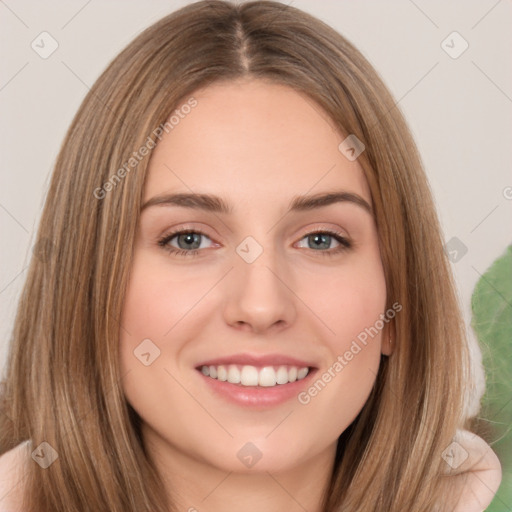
[471,244,512,511]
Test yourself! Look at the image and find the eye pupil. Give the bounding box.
[178,233,201,250]
[310,233,330,249]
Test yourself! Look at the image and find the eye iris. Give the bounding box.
[178,233,201,250]
[310,233,331,249]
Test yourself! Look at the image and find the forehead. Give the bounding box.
[144,79,371,208]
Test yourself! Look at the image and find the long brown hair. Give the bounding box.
[0,1,474,510]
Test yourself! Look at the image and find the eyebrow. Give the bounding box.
[141,190,373,216]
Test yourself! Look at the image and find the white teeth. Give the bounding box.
[276,366,288,384]
[297,367,309,380]
[240,365,259,386]
[258,367,277,387]
[200,364,310,387]
[217,365,227,381]
[227,365,241,384]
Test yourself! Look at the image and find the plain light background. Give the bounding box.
[0,0,511,415]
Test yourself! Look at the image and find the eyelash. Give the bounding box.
[157,228,352,258]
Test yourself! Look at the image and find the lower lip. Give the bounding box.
[197,369,317,408]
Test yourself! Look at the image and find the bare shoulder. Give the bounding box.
[448,429,502,512]
[0,441,31,512]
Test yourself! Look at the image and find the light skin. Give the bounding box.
[119,77,392,512]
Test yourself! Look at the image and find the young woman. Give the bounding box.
[0,1,502,511]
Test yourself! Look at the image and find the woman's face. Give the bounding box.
[119,78,390,475]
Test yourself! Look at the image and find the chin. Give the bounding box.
[202,436,318,475]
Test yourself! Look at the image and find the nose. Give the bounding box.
[222,245,297,335]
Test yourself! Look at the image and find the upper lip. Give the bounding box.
[196,353,317,369]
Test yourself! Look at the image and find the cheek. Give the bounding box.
[295,259,387,439]
[306,257,387,350]
[119,253,206,349]
[296,258,386,384]
[118,256,187,401]
[118,256,201,447]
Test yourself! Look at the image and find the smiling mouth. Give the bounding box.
[197,364,311,387]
